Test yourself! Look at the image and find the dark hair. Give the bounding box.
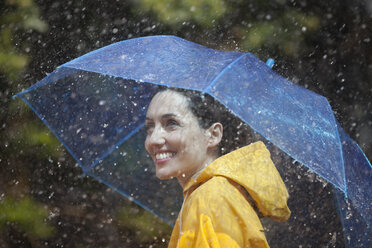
[157,87,257,155]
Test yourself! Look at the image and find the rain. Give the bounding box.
[1,0,371,247]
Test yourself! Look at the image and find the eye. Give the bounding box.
[145,122,154,133]
[166,119,179,127]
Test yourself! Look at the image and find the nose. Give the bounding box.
[145,126,166,149]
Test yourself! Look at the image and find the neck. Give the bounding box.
[177,155,218,189]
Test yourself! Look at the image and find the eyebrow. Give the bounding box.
[145,113,178,121]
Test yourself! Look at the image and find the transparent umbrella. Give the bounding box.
[14,35,371,247]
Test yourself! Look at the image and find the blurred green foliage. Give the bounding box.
[0,197,54,238]
[0,0,48,81]
[241,11,320,56]
[135,0,228,27]
[19,122,62,158]
[0,0,55,245]
[134,0,324,59]
[117,203,172,244]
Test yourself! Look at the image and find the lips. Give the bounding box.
[155,152,176,161]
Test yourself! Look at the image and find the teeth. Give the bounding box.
[156,152,174,160]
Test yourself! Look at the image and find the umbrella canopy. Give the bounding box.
[15,35,371,247]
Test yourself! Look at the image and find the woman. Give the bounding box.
[145,88,291,248]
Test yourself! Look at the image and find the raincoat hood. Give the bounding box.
[183,141,290,221]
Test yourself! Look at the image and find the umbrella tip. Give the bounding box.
[266,58,275,68]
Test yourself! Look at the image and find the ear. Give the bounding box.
[206,122,223,149]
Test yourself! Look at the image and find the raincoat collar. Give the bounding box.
[183,141,291,221]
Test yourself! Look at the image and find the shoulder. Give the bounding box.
[190,176,234,199]
[185,176,248,213]
[181,176,267,247]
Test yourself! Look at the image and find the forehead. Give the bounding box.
[146,90,191,117]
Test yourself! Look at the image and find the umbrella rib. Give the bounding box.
[17,95,83,168]
[326,102,348,195]
[85,122,146,172]
[203,53,247,93]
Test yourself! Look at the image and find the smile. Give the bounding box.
[155,152,176,160]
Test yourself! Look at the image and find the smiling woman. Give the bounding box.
[144,88,291,248]
[145,89,221,186]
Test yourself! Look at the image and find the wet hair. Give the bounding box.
[156,87,256,155]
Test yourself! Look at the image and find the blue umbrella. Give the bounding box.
[14,35,371,247]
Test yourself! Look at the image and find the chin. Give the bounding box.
[155,170,175,180]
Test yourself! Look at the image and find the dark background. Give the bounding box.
[1,0,371,247]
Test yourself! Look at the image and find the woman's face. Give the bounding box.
[145,90,212,184]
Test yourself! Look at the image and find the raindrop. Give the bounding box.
[48,192,55,199]
[345,212,352,219]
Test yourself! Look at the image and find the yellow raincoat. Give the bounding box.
[168,141,290,248]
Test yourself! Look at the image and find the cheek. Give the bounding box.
[180,134,205,154]
[144,137,151,153]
